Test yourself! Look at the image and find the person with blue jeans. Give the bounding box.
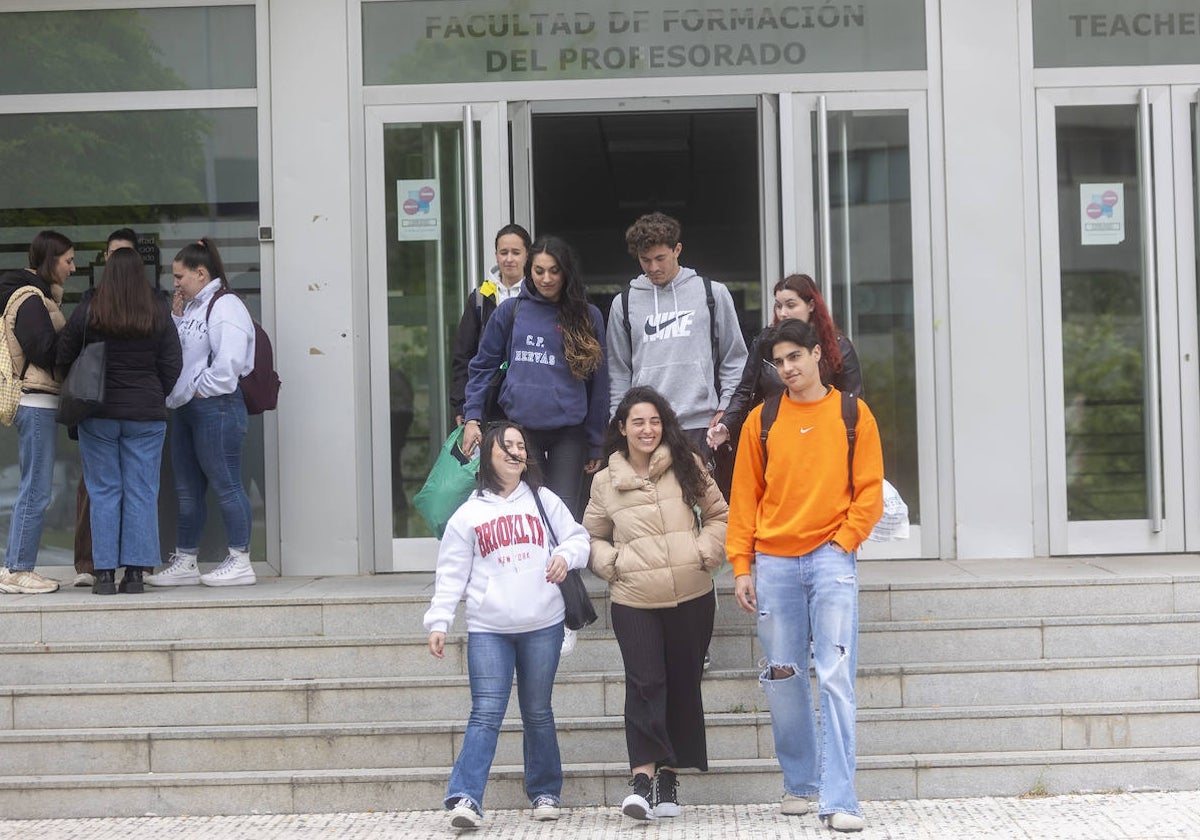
[56,248,182,594]
[147,238,257,588]
[0,230,74,596]
[726,319,883,833]
[424,422,589,829]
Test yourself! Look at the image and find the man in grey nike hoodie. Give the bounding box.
[607,212,748,459]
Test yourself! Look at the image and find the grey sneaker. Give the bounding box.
[782,793,814,815]
[145,553,200,587]
[0,568,60,594]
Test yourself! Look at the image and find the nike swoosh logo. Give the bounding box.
[644,315,680,336]
[800,427,814,434]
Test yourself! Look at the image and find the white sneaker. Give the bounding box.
[0,567,60,594]
[448,800,481,828]
[73,572,95,588]
[200,550,256,587]
[530,795,560,821]
[145,552,200,587]
[823,812,866,832]
[560,626,577,657]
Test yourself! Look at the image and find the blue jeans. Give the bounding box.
[755,545,862,818]
[5,405,57,571]
[78,418,167,570]
[445,622,565,814]
[171,392,250,552]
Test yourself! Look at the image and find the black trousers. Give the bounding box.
[611,586,716,771]
[526,424,587,518]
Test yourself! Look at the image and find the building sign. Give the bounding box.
[1080,183,1125,246]
[363,1,927,85]
[1033,1,1200,67]
[396,179,441,241]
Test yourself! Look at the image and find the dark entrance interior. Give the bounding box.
[531,108,762,342]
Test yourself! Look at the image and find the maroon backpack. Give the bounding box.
[204,289,281,415]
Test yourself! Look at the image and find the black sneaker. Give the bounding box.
[621,773,655,821]
[653,767,681,817]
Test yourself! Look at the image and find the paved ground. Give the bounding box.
[2,791,1198,839]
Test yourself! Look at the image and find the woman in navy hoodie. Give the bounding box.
[461,235,608,516]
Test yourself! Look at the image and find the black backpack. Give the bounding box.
[759,389,860,495]
[205,290,281,415]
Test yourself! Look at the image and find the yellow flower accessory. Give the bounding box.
[479,280,498,299]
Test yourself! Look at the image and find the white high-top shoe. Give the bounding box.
[200,549,256,587]
[145,552,200,587]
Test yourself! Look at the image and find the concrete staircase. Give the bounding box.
[1,557,1198,818]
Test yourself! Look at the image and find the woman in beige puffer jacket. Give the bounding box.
[583,386,728,822]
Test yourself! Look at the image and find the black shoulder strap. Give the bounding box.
[531,486,559,546]
[758,389,858,496]
[621,288,631,336]
[842,390,858,496]
[502,298,521,364]
[759,392,782,471]
[703,276,718,393]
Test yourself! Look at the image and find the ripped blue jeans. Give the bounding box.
[754,546,861,819]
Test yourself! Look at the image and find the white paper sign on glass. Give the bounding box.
[396,179,441,242]
[1079,182,1125,246]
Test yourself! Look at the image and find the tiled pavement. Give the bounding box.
[2,791,1198,839]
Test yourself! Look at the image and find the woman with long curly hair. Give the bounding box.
[708,273,862,450]
[462,235,608,516]
[583,386,728,823]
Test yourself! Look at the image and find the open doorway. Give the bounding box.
[529,108,764,343]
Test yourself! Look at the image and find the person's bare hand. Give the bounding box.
[734,574,757,613]
[428,631,446,658]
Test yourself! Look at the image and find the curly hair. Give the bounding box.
[526,236,603,380]
[624,212,681,258]
[772,274,843,381]
[603,386,708,507]
[476,422,544,495]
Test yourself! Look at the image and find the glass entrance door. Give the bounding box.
[1038,87,1195,554]
[366,104,507,570]
[785,92,938,559]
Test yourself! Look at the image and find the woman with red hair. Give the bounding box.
[707,274,862,450]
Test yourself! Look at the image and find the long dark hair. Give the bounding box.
[477,422,544,495]
[772,273,843,380]
[526,236,602,380]
[90,249,160,338]
[604,386,707,507]
[28,230,73,285]
[173,237,229,290]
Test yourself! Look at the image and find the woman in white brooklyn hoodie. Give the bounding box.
[424,422,589,829]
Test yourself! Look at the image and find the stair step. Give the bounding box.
[5,699,1200,778]
[2,747,1199,819]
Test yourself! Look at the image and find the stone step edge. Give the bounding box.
[5,748,1200,790]
[9,611,1200,653]
[4,697,1200,743]
[5,652,1199,696]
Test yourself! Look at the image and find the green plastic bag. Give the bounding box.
[413,426,480,539]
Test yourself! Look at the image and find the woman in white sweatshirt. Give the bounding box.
[146,238,257,588]
[424,422,590,830]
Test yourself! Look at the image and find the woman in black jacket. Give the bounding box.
[56,248,182,595]
[707,273,863,451]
